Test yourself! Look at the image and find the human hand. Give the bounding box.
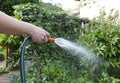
[29,26,50,43]
[0,11,50,43]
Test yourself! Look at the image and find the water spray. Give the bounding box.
[20,36,103,83]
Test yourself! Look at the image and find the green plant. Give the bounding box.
[0,34,7,61]
[1,35,25,70]
[0,47,5,61]
[99,72,120,83]
[0,0,39,15]
[77,9,120,80]
[9,2,94,82]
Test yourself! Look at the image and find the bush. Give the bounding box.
[13,3,88,39]
[0,47,5,61]
[0,34,6,61]
[7,2,92,82]
[0,1,119,82]
[0,0,39,15]
[77,10,120,79]
[4,2,120,83]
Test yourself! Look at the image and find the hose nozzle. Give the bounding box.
[48,37,55,42]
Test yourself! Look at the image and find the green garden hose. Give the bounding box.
[20,36,54,83]
[20,36,30,83]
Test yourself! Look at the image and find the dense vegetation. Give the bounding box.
[78,9,120,80]
[0,1,120,83]
[0,0,39,15]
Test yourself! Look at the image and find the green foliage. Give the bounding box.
[0,34,7,61]
[0,0,39,15]
[13,3,88,39]
[9,41,96,82]
[1,34,25,70]
[10,2,94,83]
[79,27,120,61]
[0,46,5,61]
[1,1,119,82]
[0,34,6,61]
[0,0,39,71]
[99,72,120,83]
[81,0,97,7]
[77,9,120,79]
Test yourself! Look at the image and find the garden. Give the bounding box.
[0,0,120,83]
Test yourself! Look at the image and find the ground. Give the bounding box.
[0,61,20,83]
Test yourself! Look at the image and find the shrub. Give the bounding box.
[0,0,39,15]
[7,2,92,82]
[77,10,120,79]
[13,3,88,39]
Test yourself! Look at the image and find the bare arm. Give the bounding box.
[0,11,50,43]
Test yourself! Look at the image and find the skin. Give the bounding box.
[0,11,50,43]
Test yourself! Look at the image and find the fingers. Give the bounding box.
[32,36,47,43]
[30,27,51,43]
[41,35,48,43]
[39,32,50,43]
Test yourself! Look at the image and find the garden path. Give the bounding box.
[0,61,20,83]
